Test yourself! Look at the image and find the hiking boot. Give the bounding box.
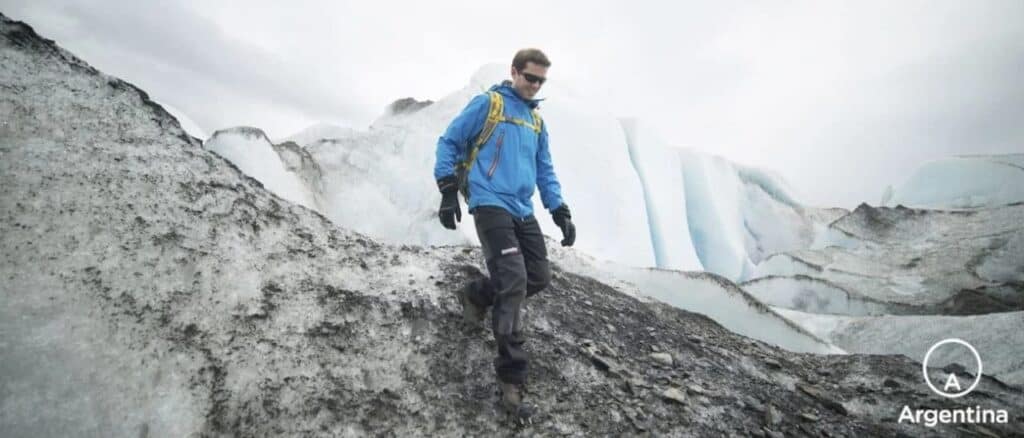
[454,283,486,330]
[499,382,535,423]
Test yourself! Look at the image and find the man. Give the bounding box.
[433,48,576,420]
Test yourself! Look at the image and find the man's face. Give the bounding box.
[510,62,548,100]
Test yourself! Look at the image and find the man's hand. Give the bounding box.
[437,175,461,230]
[551,203,575,247]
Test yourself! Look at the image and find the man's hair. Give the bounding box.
[512,48,551,71]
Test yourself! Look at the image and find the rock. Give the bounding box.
[686,384,705,395]
[763,427,785,438]
[763,358,782,370]
[599,341,619,358]
[4,13,1024,438]
[650,352,673,366]
[942,362,968,375]
[590,354,623,377]
[765,404,782,425]
[745,395,765,412]
[386,97,433,115]
[661,387,687,405]
[968,424,1002,438]
[797,384,849,416]
[552,422,573,435]
[800,412,820,422]
[883,378,901,388]
[628,377,650,389]
[582,343,629,379]
[623,381,638,396]
[626,412,647,431]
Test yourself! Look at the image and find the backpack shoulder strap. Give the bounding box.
[466,91,503,163]
[456,91,504,200]
[475,91,504,147]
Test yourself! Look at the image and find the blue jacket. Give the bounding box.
[434,81,564,219]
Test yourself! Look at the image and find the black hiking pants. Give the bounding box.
[464,206,551,384]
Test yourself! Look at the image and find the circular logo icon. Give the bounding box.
[921,338,982,398]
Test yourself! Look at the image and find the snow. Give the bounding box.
[772,203,1024,307]
[153,99,207,142]
[204,127,319,211]
[741,276,892,316]
[619,116,833,279]
[6,13,1024,435]
[621,118,701,270]
[775,308,1024,385]
[612,267,844,354]
[545,242,841,354]
[277,121,355,146]
[749,254,824,279]
[636,112,830,275]
[976,231,1024,283]
[282,64,656,267]
[678,150,756,280]
[148,61,1024,378]
[535,85,655,267]
[243,63,835,279]
[751,198,1024,384]
[213,63,837,281]
[883,155,1024,209]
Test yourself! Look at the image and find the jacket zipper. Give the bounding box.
[487,130,505,178]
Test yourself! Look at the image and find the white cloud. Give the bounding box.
[2,0,1022,208]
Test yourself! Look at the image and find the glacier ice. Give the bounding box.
[205,127,319,211]
[883,155,1024,209]
[265,64,832,282]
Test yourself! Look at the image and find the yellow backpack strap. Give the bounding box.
[473,91,504,148]
[461,91,504,187]
[501,111,543,134]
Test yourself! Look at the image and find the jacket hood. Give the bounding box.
[490,80,544,109]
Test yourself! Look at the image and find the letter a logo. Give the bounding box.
[944,374,962,392]
[922,338,983,398]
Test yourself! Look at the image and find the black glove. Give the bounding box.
[437,175,461,230]
[551,203,575,247]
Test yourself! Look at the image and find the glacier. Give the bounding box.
[198,65,853,354]
[220,63,834,283]
[191,58,1022,385]
[748,202,1024,383]
[882,155,1024,209]
[205,127,320,211]
[4,12,1024,437]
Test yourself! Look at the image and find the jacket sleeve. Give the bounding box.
[535,121,564,211]
[434,93,489,181]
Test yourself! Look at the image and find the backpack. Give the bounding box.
[454,91,543,201]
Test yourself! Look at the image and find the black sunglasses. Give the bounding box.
[518,70,546,85]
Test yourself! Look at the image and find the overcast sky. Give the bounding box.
[3,0,1022,208]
